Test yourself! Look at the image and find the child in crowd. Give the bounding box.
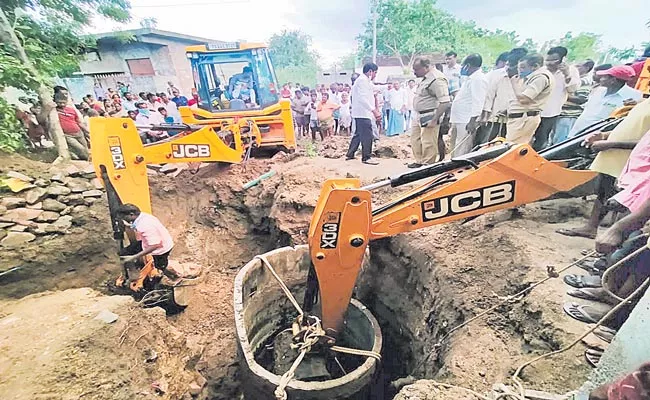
[317,92,340,138]
[338,92,352,135]
[305,92,322,141]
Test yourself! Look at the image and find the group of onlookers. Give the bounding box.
[39,82,199,160]
[288,83,353,141]
[341,45,649,169]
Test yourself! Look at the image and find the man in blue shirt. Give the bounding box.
[171,88,189,107]
[568,65,642,138]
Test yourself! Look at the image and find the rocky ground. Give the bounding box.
[0,134,602,399]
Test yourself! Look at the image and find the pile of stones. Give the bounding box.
[0,163,105,248]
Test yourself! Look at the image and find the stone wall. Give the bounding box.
[0,163,105,249]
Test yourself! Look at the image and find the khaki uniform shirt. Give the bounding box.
[413,69,451,115]
[508,68,554,113]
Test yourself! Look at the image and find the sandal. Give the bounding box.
[563,302,612,324]
[567,288,618,305]
[581,332,609,352]
[594,326,617,343]
[577,258,608,274]
[585,348,603,367]
[564,274,602,289]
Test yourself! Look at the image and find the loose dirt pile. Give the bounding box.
[0,135,601,399]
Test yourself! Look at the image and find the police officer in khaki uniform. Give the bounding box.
[410,57,451,168]
[506,53,554,144]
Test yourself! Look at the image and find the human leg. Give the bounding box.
[552,116,576,145]
[532,116,557,151]
[410,124,423,164]
[557,174,617,238]
[506,115,541,145]
[346,118,362,159]
[451,123,473,157]
[357,118,374,162]
[65,134,89,160]
[420,123,440,164]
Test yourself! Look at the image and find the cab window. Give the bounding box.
[252,48,279,107]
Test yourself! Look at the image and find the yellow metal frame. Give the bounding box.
[90,117,247,214]
[308,144,598,335]
[179,100,296,150]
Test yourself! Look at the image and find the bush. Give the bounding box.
[0,98,26,152]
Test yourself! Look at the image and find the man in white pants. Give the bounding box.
[449,54,488,157]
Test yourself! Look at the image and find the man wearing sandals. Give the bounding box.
[557,98,650,239]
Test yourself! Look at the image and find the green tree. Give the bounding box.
[337,53,358,70]
[358,0,524,70]
[605,46,637,63]
[358,0,472,70]
[0,0,130,159]
[268,30,319,86]
[464,27,518,67]
[552,32,602,62]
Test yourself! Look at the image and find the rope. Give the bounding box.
[411,250,598,375]
[255,256,304,316]
[330,345,382,362]
[254,254,382,399]
[274,348,308,400]
[511,236,650,396]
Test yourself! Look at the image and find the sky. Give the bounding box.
[93,0,649,66]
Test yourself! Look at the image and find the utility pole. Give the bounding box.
[371,0,377,64]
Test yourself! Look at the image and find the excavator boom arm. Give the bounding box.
[308,140,598,335]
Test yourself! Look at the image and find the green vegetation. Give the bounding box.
[0,0,131,157]
[269,30,319,87]
[0,97,26,152]
[356,0,644,69]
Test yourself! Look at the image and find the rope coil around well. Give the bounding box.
[254,255,382,400]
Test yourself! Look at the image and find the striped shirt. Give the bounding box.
[560,77,591,118]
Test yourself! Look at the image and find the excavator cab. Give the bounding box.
[187,42,279,111]
[183,42,296,151]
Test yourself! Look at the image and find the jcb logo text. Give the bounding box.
[421,181,515,222]
[172,144,211,158]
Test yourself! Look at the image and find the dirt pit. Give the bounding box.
[0,136,599,399]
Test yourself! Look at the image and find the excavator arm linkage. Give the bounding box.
[308,139,599,336]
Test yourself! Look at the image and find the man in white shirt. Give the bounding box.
[346,63,380,165]
[449,54,488,157]
[159,93,181,122]
[443,51,463,96]
[405,79,416,129]
[118,203,176,279]
[478,51,521,145]
[135,101,167,143]
[533,46,581,151]
[568,65,643,138]
[386,81,408,136]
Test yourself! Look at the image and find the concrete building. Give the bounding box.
[61,28,221,102]
[359,54,445,83]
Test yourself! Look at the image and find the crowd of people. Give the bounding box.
[299,46,649,169]
[21,82,201,160]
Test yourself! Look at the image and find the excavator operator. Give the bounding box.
[117,204,177,280]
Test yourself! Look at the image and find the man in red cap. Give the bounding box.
[568,65,642,138]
